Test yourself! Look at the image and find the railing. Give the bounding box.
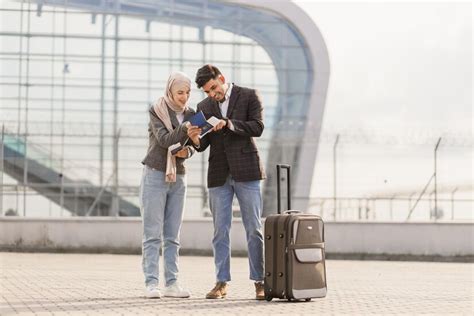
[304,196,473,222]
[1,182,472,221]
[0,183,207,218]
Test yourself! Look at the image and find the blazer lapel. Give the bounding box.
[209,98,223,119]
[226,84,240,118]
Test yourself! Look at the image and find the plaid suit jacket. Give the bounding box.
[196,84,266,188]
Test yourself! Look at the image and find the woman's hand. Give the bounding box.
[175,148,188,158]
[186,122,201,146]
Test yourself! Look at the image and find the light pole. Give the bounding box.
[111,13,120,217]
[333,134,340,220]
[434,137,442,220]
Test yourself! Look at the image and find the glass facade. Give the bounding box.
[1,0,314,217]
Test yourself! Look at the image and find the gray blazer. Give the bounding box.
[141,105,196,174]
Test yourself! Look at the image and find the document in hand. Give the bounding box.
[188,111,220,138]
[169,142,184,155]
[169,137,191,155]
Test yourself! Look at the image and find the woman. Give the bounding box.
[140,72,195,299]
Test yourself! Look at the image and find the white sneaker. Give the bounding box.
[163,282,191,298]
[145,284,162,299]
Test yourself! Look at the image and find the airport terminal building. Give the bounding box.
[1,0,329,218]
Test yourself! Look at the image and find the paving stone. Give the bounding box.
[0,253,472,315]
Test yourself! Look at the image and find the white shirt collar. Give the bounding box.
[219,83,233,117]
[221,83,233,104]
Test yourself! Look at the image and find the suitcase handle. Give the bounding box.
[277,164,291,214]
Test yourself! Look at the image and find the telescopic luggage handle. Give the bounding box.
[277,164,291,214]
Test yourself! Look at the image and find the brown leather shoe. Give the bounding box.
[206,282,228,299]
[255,281,265,300]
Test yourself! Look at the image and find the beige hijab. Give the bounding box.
[153,71,191,182]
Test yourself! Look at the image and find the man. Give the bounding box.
[186,64,266,300]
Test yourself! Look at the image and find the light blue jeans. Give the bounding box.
[140,166,186,287]
[208,176,264,282]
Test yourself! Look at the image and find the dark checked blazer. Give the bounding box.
[196,84,266,188]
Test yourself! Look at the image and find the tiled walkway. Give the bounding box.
[1,252,472,315]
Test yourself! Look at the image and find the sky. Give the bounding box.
[293,1,471,133]
[291,1,472,219]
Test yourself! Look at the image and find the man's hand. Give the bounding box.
[213,119,227,131]
[186,122,201,145]
[175,148,188,158]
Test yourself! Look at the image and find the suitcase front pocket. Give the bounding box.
[288,243,327,299]
[286,218,327,299]
[293,244,324,263]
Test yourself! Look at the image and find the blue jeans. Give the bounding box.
[208,176,264,282]
[140,166,186,287]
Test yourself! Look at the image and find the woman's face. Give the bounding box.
[171,85,190,108]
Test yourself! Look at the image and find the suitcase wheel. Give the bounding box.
[305,298,311,302]
[265,295,273,302]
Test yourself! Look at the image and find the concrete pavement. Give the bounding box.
[1,252,473,315]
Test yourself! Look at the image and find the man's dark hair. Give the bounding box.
[195,64,222,88]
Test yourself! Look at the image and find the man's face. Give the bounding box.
[202,75,226,102]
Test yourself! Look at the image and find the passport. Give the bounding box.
[188,111,220,138]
